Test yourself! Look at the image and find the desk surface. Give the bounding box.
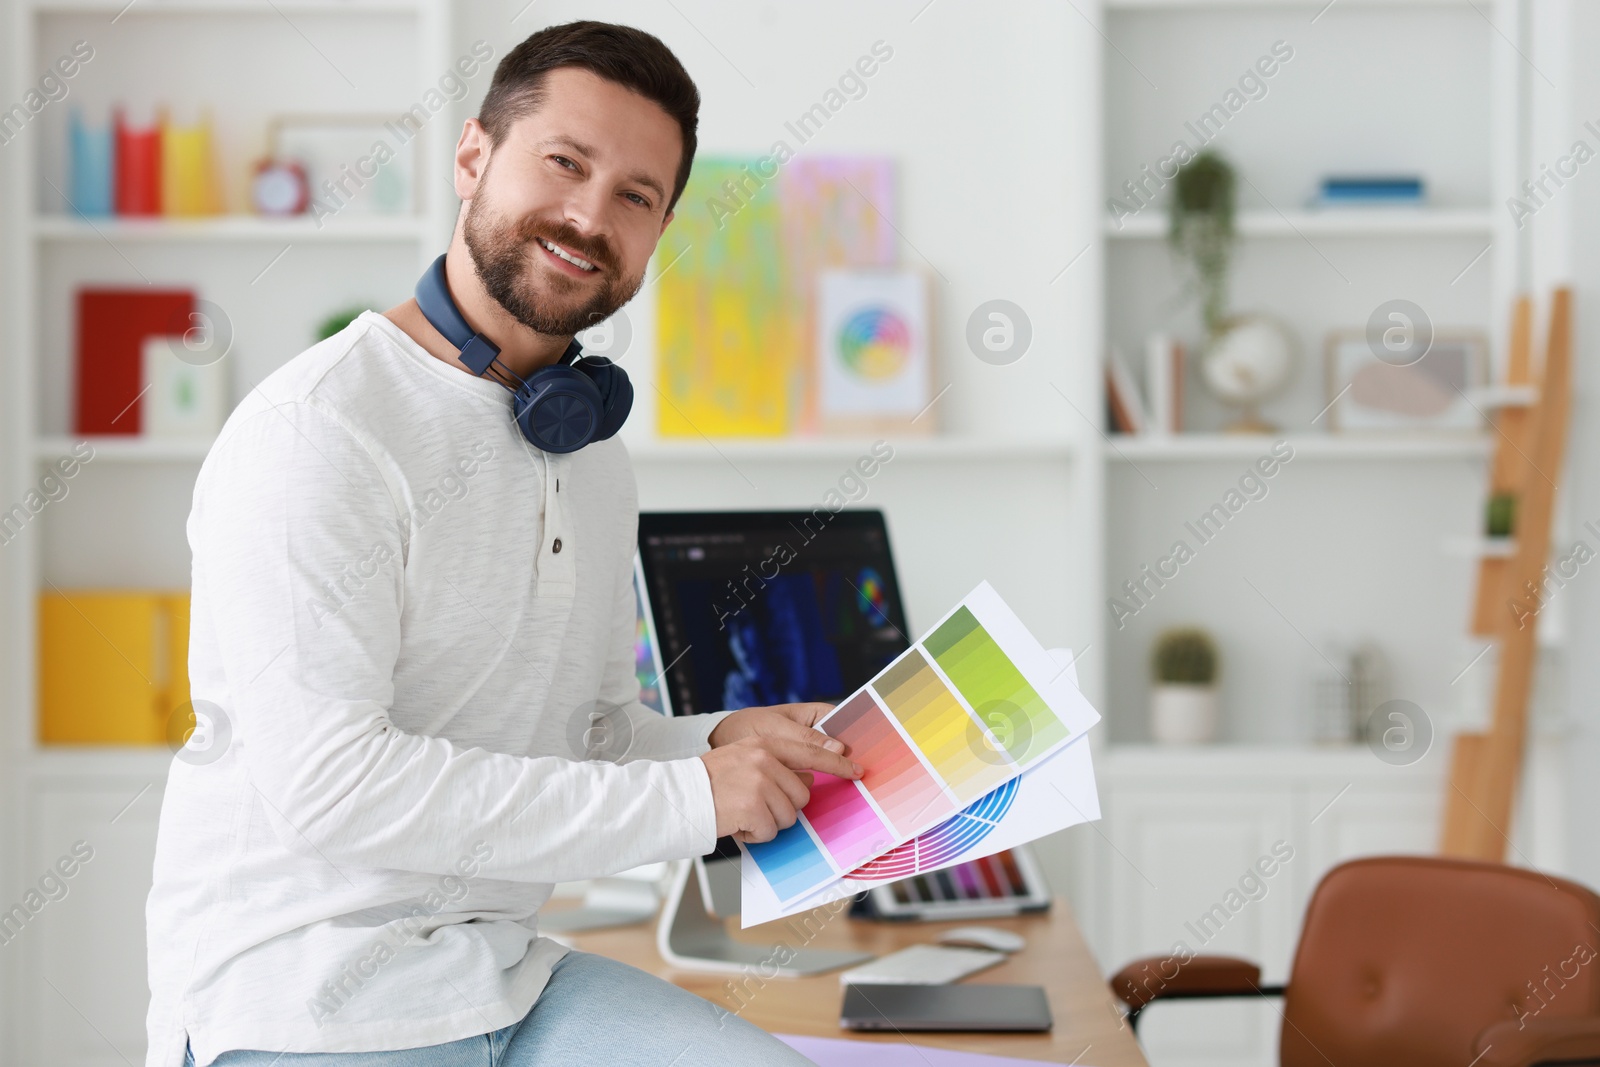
[555,897,1149,1065]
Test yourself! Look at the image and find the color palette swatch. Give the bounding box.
[851,778,1019,881]
[822,691,954,836]
[741,582,1094,907]
[742,821,833,902]
[874,649,1010,802]
[925,606,1068,766]
[802,771,894,870]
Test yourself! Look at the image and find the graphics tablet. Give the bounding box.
[839,982,1053,1032]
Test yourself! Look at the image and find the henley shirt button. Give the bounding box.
[552,538,563,554]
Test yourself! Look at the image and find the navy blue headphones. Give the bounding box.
[414,253,633,454]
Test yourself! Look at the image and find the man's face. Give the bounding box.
[462,66,680,338]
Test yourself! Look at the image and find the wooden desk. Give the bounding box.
[554,897,1149,1065]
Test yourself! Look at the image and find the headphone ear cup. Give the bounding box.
[575,357,633,442]
[515,367,604,454]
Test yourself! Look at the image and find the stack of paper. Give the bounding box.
[740,582,1103,926]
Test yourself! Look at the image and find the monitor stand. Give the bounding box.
[540,875,658,933]
[655,858,874,976]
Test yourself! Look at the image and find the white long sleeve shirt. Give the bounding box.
[145,310,730,1067]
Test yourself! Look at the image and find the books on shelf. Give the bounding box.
[39,591,190,745]
[75,288,195,435]
[1105,346,1147,434]
[1104,336,1183,436]
[1311,175,1425,210]
[1144,333,1184,436]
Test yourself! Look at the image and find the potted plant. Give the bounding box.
[1150,627,1220,744]
[1168,150,1236,337]
[1171,150,1298,433]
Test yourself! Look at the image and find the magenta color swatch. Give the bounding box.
[803,771,894,871]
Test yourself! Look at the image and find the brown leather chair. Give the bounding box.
[1109,856,1600,1067]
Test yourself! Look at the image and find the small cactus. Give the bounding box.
[1153,627,1218,686]
[1486,492,1516,538]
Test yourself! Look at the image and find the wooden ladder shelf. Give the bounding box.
[1441,288,1572,861]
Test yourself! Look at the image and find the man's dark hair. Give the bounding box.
[479,21,700,212]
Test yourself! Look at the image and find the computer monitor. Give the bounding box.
[634,510,904,973]
[636,508,912,719]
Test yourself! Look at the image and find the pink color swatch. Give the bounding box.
[804,772,894,871]
[823,690,955,835]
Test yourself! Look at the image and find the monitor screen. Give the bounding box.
[636,510,912,720]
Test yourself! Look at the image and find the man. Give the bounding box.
[146,21,857,1067]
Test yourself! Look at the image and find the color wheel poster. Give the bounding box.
[738,582,1102,926]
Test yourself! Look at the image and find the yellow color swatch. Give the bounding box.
[873,648,1009,802]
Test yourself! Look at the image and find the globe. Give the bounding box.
[1199,314,1297,432]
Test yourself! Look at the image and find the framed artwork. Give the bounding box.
[268,113,415,216]
[653,155,897,438]
[1323,329,1488,432]
[141,336,227,439]
[815,268,932,433]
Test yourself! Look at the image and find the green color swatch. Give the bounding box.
[924,607,1068,765]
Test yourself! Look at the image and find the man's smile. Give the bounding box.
[535,236,600,274]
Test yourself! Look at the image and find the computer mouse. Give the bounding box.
[936,925,1026,953]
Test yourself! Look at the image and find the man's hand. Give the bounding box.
[708,702,840,751]
[699,730,862,844]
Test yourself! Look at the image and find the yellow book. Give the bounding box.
[161,110,223,217]
[39,591,191,745]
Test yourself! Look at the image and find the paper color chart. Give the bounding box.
[924,606,1068,766]
[822,691,955,835]
[742,582,1093,905]
[872,649,1010,802]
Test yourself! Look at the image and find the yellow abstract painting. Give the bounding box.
[654,157,897,438]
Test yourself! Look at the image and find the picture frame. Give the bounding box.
[1323,329,1489,432]
[267,113,417,217]
[814,268,934,435]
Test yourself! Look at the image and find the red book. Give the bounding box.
[114,107,162,215]
[75,288,194,434]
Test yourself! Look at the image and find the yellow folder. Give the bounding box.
[39,591,191,745]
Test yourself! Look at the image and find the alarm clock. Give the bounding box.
[251,159,309,216]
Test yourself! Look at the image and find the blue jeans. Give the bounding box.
[183,950,812,1067]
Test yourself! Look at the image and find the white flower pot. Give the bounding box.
[1150,684,1219,744]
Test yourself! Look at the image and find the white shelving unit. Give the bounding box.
[1090,2,1541,1064]
[2,0,453,1061]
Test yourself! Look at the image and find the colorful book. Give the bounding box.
[75,288,195,434]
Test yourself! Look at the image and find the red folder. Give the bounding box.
[75,288,195,434]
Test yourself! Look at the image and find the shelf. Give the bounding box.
[1106,209,1496,240]
[37,435,1077,465]
[1106,0,1480,8]
[626,436,1077,462]
[1103,743,1445,779]
[29,0,424,13]
[1105,433,1493,460]
[1443,535,1516,558]
[36,436,211,462]
[18,747,177,779]
[32,215,432,242]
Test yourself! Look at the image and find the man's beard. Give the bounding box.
[462,181,644,339]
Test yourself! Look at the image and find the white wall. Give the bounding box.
[1528,0,1600,888]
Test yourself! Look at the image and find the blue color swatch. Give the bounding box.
[745,821,833,901]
